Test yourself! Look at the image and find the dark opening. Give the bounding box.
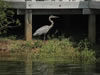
[6,14,89,41]
[7,15,25,39]
[32,15,88,41]
[96,15,100,43]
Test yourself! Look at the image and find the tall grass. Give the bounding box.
[0,37,96,64]
[32,38,96,64]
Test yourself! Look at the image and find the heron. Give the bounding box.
[33,15,59,40]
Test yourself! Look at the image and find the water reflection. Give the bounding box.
[0,61,25,75]
[0,61,100,75]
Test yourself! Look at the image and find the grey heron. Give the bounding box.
[33,15,59,40]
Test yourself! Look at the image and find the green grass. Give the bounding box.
[0,36,96,64]
[32,38,96,64]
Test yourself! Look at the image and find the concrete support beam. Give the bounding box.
[26,1,88,9]
[25,10,32,41]
[88,15,96,44]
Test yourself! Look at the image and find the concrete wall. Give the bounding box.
[4,0,25,2]
[34,0,84,1]
[4,0,84,2]
[91,0,100,1]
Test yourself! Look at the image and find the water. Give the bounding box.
[0,61,25,75]
[0,61,100,75]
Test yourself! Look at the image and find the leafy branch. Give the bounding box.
[0,0,21,34]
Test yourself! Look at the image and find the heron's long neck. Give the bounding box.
[49,17,54,27]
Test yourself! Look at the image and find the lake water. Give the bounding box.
[0,61,100,75]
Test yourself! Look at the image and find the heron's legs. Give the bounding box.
[43,34,46,41]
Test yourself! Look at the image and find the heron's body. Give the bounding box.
[33,15,58,40]
[33,25,52,36]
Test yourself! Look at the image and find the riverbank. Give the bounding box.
[0,36,97,64]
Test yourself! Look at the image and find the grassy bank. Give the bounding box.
[0,36,96,64]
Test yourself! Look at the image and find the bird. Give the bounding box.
[33,15,59,40]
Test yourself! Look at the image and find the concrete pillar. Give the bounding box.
[25,10,32,41]
[88,15,96,44]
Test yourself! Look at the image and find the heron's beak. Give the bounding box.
[54,16,59,18]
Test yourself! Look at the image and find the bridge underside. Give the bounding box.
[5,1,100,43]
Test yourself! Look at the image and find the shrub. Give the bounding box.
[32,38,96,64]
[0,0,20,34]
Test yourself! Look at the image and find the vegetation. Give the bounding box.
[0,0,20,34]
[0,36,96,64]
[32,38,96,64]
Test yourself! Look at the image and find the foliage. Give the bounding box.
[32,38,96,64]
[77,39,96,64]
[8,35,17,40]
[0,36,96,64]
[0,0,21,34]
[10,41,33,53]
[33,40,43,48]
